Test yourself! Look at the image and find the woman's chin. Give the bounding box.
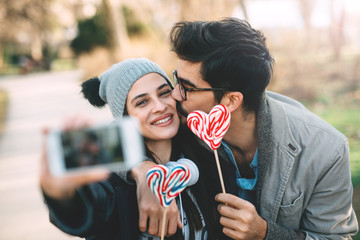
[155,128,179,140]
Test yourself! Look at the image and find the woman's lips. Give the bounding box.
[151,113,174,126]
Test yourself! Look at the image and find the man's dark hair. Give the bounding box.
[170,17,274,113]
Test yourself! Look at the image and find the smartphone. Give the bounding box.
[46,117,144,176]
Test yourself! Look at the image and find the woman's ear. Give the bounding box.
[220,92,243,113]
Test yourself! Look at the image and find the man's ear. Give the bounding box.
[220,92,243,113]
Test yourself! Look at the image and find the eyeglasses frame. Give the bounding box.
[173,70,226,101]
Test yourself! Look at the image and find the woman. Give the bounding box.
[40,58,207,240]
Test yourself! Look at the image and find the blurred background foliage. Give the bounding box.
[0,0,359,237]
[70,11,110,56]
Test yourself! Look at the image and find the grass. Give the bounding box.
[313,107,360,186]
[0,65,22,76]
[50,58,77,71]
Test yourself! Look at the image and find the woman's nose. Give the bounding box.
[152,98,167,112]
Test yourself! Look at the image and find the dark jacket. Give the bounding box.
[45,173,140,239]
[45,126,237,240]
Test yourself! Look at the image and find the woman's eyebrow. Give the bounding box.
[130,93,147,104]
[130,84,170,104]
[158,83,170,90]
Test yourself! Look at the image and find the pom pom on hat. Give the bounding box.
[81,77,106,108]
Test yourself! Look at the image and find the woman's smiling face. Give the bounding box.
[126,73,180,141]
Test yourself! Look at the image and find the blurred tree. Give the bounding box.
[0,44,3,69]
[238,0,248,21]
[329,0,345,61]
[298,0,315,31]
[297,0,316,49]
[70,13,110,55]
[70,1,148,60]
[179,0,237,21]
[0,0,54,67]
[122,5,148,36]
[102,0,129,61]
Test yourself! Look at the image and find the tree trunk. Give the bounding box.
[179,0,237,21]
[298,0,314,31]
[298,0,316,49]
[31,32,43,61]
[179,0,193,21]
[239,0,248,21]
[0,44,3,69]
[102,0,129,61]
[330,0,345,61]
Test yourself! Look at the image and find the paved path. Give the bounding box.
[0,70,112,240]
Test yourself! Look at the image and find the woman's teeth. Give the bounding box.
[152,116,172,125]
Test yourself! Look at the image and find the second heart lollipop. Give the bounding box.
[147,165,190,207]
[187,104,231,193]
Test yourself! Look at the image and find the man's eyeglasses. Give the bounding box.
[173,70,226,101]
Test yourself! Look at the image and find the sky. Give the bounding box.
[233,0,360,29]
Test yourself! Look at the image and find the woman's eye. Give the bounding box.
[135,99,147,107]
[160,89,172,96]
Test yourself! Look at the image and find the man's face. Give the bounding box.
[171,60,218,119]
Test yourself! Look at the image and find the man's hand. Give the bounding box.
[216,193,267,240]
[131,161,182,236]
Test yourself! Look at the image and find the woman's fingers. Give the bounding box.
[40,126,109,200]
[167,201,182,236]
[63,114,93,131]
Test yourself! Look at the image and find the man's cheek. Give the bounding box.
[176,102,189,118]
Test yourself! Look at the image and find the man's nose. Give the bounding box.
[171,85,183,101]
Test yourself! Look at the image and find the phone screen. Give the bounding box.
[60,125,124,169]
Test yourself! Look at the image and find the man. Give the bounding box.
[131,18,358,239]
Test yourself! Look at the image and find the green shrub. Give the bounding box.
[70,5,148,56]
[70,14,109,55]
[122,5,147,36]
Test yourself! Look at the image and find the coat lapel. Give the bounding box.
[256,93,301,221]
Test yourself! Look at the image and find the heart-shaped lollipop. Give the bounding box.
[187,104,230,150]
[147,164,191,207]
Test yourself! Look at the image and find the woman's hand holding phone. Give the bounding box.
[39,116,110,200]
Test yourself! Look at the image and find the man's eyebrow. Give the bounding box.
[178,76,196,88]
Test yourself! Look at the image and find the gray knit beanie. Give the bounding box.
[98,58,172,120]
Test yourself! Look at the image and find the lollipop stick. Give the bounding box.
[161,208,167,240]
[214,149,226,194]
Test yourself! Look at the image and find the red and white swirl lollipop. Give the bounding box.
[187,104,230,150]
[187,104,231,193]
[146,164,191,240]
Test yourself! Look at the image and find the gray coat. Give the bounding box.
[120,91,359,239]
[240,91,358,239]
